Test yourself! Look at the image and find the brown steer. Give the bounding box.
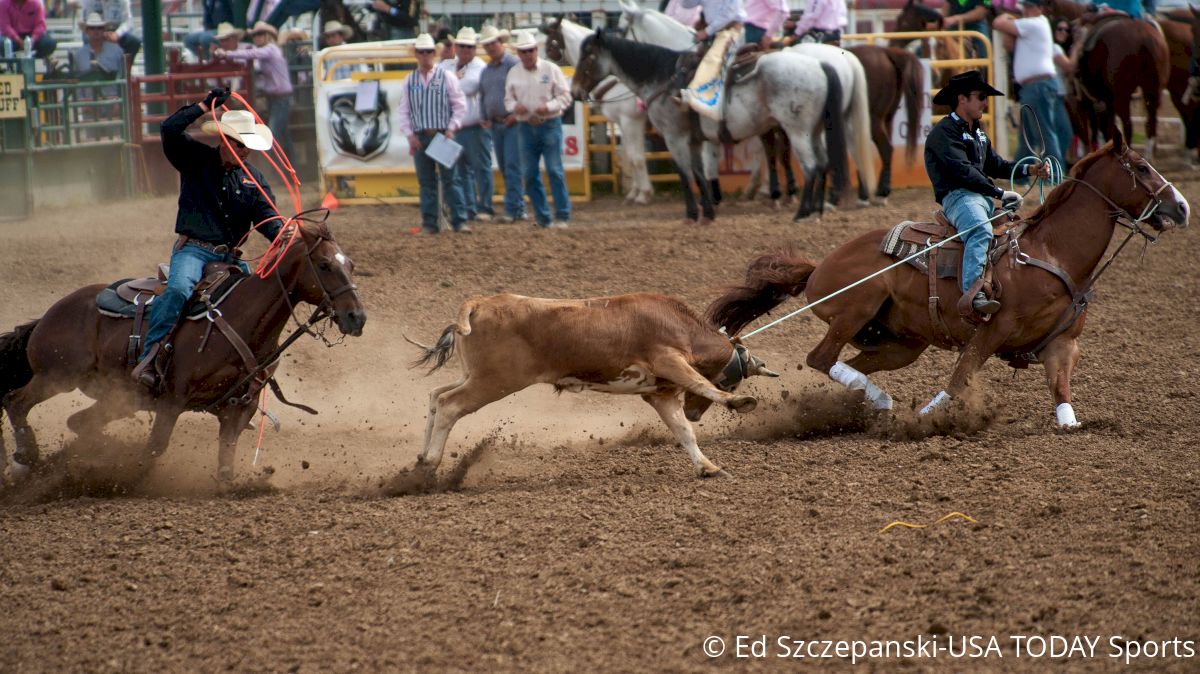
[408,293,778,478]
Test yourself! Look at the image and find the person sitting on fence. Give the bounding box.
[1,0,57,60]
[942,0,993,60]
[131,89,282,389]
[78,0,140,61]
[215,21,295,160]
[789,0,847,45]
[183,0,235,61]
[72,11,124,140]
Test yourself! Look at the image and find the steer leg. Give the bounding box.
[417,377,510,476]
[650,352,757,413]
[422,377,466,459]
[642,392,726,478]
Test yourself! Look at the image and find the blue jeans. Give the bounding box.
[3,34,56,58]
[518,118,571,226]
[267,94,294,159]
[452,125,489,220]
[942,189,994,294]
[1015,78,1068,169]
[265,0,321,27]
[490,122,525,218]
[141,244,243,359]
[743,23,766,45]
[184,30,215,59]
[414,130,465,232]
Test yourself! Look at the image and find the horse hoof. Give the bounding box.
[699,217,715,226]
[856,199,871,208]
[699,467,731,479]
[8,462,32,484]
[770,200,781,211]
[681,218,698,226]
[728,395,757,413]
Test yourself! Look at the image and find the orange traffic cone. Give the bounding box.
[321,191,340,211]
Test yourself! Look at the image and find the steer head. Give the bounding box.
[684,343,779,422]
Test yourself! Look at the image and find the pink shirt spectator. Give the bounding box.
[664,0,702,28]
[398,67,466,135]
[223,42,295,97]
[745,0,790,35]
[794,0,847,34]
[1,0,47,43]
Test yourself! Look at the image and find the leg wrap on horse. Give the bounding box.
[12,426,39,466]
[919,390,952,416]
[829,362,893,410]
[1055,402,1080,428]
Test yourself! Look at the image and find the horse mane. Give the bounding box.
[587,31,682,87]
[1021,143,1111,230]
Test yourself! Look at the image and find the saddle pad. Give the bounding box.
[95,273,245,320]
[880,222,961,279]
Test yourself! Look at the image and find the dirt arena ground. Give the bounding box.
[1,168,1198,671]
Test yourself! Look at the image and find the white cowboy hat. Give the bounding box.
[321,20,352,37]
[214,22,243,41]
[512,31,538,51]
[200,109,274,151]
[413,33,436,50]
[248,21,278,38]
[453,26,478,46]
[80,12,109,29]
[477,25,507,45]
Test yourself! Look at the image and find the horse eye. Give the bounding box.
[318,262,332,271]
[1137,164,1149,174]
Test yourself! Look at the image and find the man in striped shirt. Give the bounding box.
[400,33,468,234]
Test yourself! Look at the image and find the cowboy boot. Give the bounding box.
[130,342,163,390]
[971,291,1001,315]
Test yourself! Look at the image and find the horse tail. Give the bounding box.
[706,252,817,336]
[845,54,878,199]
[820,61,850,204]
[0,320,38,400]
[892,48,924,163]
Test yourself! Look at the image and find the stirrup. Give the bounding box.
[130,343,162,390]
[971,292,1001,315]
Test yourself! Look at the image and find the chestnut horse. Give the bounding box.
[1161,11,1200,165]
[707,131,1189,428]
[0,216,367,486]
[846,44,925,200]
[1074,17,1169,160]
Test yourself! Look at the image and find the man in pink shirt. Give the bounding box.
[791,0,846,45]
[743,0,790,47]
[1,0,56,58]
[400,33,468,233]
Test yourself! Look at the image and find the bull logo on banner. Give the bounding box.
[329,91,389,161]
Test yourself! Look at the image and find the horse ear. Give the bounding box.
[1111,126,1125,153]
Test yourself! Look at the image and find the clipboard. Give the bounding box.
[425,132,463,169]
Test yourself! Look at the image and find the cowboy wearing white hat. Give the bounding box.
[439,26,490,227]
[74,12,124,80]
[476,24,507,46]
[321,19,353,46]
[401,33,469,233]
[77,0,142,59]
[131,89,283,389]
[478,25,525,223]
[214,19,296,158]
[505,30,573,228]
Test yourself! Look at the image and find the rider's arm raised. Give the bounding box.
[160,103,215,174]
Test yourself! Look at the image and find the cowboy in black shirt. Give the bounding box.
[131,88,282,389]
[924,70,1049,314]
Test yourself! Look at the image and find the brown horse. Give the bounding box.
[707,131,1189,428]
[847,44,925,200]
[1075,17,1169,160]
[1161,11,1200,165]
[0,216,367,486]
[892,0,977,89]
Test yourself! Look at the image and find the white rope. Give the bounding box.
[741,208,1015,340]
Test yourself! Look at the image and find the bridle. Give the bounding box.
[1061,146,1176,242]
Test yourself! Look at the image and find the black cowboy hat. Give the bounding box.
[932,70,1005,106]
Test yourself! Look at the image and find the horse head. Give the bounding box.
[542,17,566,63]
[570,32,609,100]
[1082,129,1191,231]
[274,210,368,337]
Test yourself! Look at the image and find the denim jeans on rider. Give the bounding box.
[519,117,571,226]
[942,188,995,294]
[1014,78,1068,170]
[414,130,466,232]
[490,122,526,219]
[141,244,243,359]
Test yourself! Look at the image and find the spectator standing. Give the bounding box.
[505,31,573,229]
[744,0,789,46]
[184,0,234,61]
[791,0,846,44]
[0,0,57,59]
[679,0,748,121]
[215,21,296,160]
[399,32,467,233]
[370,0,421,39]
[942,0,992,59]
[992,0,1071,169]
[478,25,526,223]
[78,0,140,60]
[439,26,491,223]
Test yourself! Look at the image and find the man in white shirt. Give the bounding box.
[679,0,748,121]
[993,0,1072,168]
[504,31,574,228]
[440,26,491,225]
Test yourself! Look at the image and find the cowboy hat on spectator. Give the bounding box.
[214,22,244,41]
[477,25,507,45]
[413,33,436,50]
[248,21,279,38]
[79,12,110,29]
[453,27,478,46]
[200,109,275,151]
[512,31,538,51]
[322,20,353,37]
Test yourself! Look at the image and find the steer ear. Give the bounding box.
[748,355,780,378]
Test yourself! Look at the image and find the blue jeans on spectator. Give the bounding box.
[265,0,320,28]
[3,34,56,58]
[743,23,766,45]
[1015,78,1068,170]
[414,129,466,232]
[141,244,245,359]
[942,188,995,294]
[460,125,495,217]
[452,125,483,221]
[267,94,294,159]
[519,117,571,226]
[490,121,525,218]
[184,30,216,59]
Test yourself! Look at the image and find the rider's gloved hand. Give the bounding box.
[203,86,231,110]
[1000,190,1023,212]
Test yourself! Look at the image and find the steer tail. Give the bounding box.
[820,61,851,204]
[404,298,480,373]
[705,253,817,336]
[0,320,38,400]
[892,48,924,163]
